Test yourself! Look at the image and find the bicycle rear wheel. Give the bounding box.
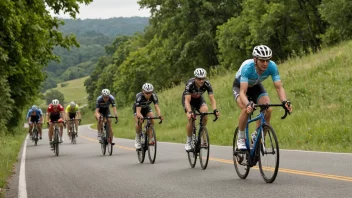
[187,135,197,168]
[107,137,113,156]
[137,133,146,163]
[199,127,209,170]
[258,124,280,183]
[233,127,250,179]
[147,127,157,164]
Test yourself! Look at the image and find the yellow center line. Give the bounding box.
[80,135,352,182]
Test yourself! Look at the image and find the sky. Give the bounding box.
[53,0,150,19]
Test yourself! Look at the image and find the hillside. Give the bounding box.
[102,41,352,153]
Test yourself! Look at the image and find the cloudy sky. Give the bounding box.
[53,0,150,19]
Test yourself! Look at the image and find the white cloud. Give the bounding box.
[53,0,150,19]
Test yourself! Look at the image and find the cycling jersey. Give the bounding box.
[132,92,159,116]
[182,78,214,98]
[26,109,43,119]
[95,95,116,109]
[47,104,64,115]
[65,105,79,113]
[234,59,281,87]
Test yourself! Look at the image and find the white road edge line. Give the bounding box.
[83,124,352,155]
[18,134,28,198]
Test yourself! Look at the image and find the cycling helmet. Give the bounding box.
[52,99,59,105]
[31,105,38,110]
[252,45,272,59]
[70,101,76,107]
[194,68,207,78]
[142,83,154,92]
[101,89,110,96]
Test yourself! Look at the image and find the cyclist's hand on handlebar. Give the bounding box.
[246,101,255,114]
[187,111,194,120]
[159,115,164,120]
[283,101,292,113]
[213,109,220,117]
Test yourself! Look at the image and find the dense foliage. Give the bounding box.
[86,0,350,108]
[0,0,93,135]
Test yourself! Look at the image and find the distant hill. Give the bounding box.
[42,17,149,92]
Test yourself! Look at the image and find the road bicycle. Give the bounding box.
[67,118,81,144]
[48,121,63,156]
[31,122,40,146]
[99,115,118,156]
[187,111,218,170]
[233,102,290,183]
[136,117,162,164]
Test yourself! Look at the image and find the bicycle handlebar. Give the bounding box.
[99,115,118,124]
[138,116,163,126]
[192,112,219,122]
[254,102,291,119]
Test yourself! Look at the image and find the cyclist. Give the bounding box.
[233,45,292,150]
[94,89,118,143]
[26,105,44,140]
[182,68,220,151]
[46,99,65,145]
[65,101,81,138]
[133,83,163,149]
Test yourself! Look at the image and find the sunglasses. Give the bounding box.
[196,78,206,81]
[258,59,270,63]
[144,92,152,95]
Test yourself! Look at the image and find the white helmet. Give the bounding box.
[70,101,76,107]
[101,89,110,96]
[194,68,207,78]
[31,105,38,110]
[252,45,272,59]
[52,99,59,105]
[142,83,154,92]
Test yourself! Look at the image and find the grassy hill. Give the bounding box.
[43,41,352,152]
[37,76,89,109]
[101,41,352,153]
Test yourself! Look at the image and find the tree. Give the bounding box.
[0,0,92,134]
[45,90,65,105]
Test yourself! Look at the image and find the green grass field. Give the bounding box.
[92,41,352,153]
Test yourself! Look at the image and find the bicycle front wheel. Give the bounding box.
[101,133,107,155]
[233,127,250,179]
[71,127,76,144]
[107,137,113,156]
[199,127,209,170]
[147,127,157,164]
[54,129,60,156]
[258,124,280,183]
[33,128,38,146]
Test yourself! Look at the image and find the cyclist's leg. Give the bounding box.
[67,119,71,136]
[146,111,154,141]
[37,123,42,139]
[28,121,33,137]
[107,117,113,141]
[199,97,209,126]
[74,113,79,134]
[255,83,271,126]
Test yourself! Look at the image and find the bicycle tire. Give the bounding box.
[199,127,210,170]
[33,128,38,146]
[187,133,197,168]
[137,132,146,163]
[71,125,76,144]
[258,124,280,183]
[147,127,157,164]
[107,136,113,156]
[54,129,59,156]
[101,127,107,155]
[233,127,250,179]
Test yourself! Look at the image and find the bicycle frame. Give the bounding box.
[246,111,266,158]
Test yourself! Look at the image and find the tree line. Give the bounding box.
[85,0,352,108]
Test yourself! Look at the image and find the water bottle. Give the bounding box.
[251,131,257,144]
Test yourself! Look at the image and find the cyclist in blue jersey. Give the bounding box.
[233,45,292,150]
[26,105,44,139]
[95,89,118,143]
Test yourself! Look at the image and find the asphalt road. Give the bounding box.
[6,125,352,198]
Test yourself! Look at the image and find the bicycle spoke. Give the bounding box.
[199,127,210,170]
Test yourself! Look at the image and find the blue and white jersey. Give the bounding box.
[26,109,43,119]
[235,59,281,87]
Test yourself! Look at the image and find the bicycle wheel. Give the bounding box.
[258,124,280,183]
[199,127,209,170]
[107,137,113,156]
[33,128,38,146]
[137,133,146,163]
[71,126,76,144]
[233,127,250,179]
[101,129,107,155]
[147,127,157,164]
[187,134,197,168]
[54,129,59,156]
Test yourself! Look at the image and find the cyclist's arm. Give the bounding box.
[239,82,250,106]
[273,81,287,102]
[46,112,50,123]
[154,104,161,117]
[60,110,65,120]
[77,111,81,119]
[136,106,142,118]
[184,94,192,113]
[208,94,217,111]
[112,106,118,117]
